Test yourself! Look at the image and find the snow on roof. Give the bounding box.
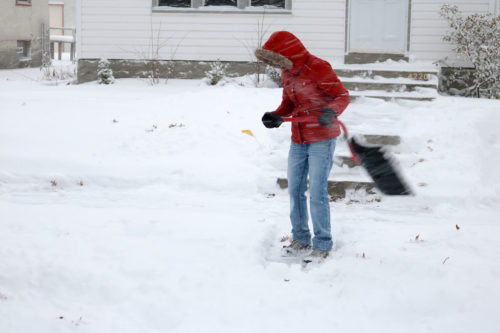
[50,35,75,43]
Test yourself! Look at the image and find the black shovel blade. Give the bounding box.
[350,137,412,195]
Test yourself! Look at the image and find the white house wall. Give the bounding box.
[79,0,347,64]
[410,0,494,64]
[79,0,498,65]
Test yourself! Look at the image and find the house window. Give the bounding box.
[250,0,284,8]
[16,0,32,6]
[156,0,290,10]
[158,0,237,6]
[158,0,190,7]
[17,41,31,60]
[204,0,236,6]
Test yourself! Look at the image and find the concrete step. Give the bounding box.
[333,66,439,101]
[334,155,358,168]
[349,90,438,101]
[340,134,401,146]
[343,80,437,93]
[334,68,438,80]
[334,134,401,168]
[277,178,377,200]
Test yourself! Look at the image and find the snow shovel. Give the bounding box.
[281,111,412,196]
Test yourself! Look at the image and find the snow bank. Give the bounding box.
[0,69,499,333]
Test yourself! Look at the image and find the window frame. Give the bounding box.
[16,40,32,60]
[153,0,291,14]
[16,0,32,6]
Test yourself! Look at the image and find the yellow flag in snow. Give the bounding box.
[241,130,254,137]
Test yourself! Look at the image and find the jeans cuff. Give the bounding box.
[292,234,311,247]
[312,239,333,251]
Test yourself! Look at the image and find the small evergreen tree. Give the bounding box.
[266,65,282,87]
[205,59,228,85]
[440,4,500,98]
[97,58,115,84]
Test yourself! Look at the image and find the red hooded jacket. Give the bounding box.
[261,31,350,144]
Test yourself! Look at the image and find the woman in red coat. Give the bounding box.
[256,31,350,262]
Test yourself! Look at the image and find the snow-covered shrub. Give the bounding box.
[205,59,228,85]
[440,4,500,99]
[266,65,282,87]
[40,46,52,80]
[40,61,76,83]
[41,66,76,83]
[97,58,115,85]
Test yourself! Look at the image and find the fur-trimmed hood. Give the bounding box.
[255,31,310,74]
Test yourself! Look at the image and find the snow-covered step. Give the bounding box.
[333,134,402,168]
[339,134,401,146]
[332,64,439,100]
[277,177,376,200]
[349,89,438,101]
[334,68,439,80]
[341,76,438,93]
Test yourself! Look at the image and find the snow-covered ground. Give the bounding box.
[0,65,499,333]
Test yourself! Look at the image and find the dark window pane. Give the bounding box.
[16,41,30,59]
[251,0,285,8]
[204,0,237,6]
[159,0,191,7]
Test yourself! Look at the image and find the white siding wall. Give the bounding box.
[410,0,494,64]
[79,0,347,64]
[78,0,498,65]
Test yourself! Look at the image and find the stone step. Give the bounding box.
[277,178,377,200]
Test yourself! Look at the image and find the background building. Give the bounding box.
[0,0,50,68]
[0,0,76,69]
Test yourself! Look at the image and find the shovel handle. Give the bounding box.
[281,116,360,164]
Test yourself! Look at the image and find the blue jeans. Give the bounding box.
[287,138,336,251]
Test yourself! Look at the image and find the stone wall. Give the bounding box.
[77,59,257,83]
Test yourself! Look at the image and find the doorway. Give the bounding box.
[49,3,64,54]
[347,0,410,63]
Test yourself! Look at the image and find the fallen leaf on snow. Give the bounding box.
[280,235,291,243]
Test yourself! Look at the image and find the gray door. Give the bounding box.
[349,0,409,54]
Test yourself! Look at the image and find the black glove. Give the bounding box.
[318,108,336,127]
[262,112,283,128]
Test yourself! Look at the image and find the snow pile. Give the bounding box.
[0,69,499,333]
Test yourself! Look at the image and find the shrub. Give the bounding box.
[266,65,282,87]
[440,4,500,98]
[97,58,115,84]
[205,59,228,85]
